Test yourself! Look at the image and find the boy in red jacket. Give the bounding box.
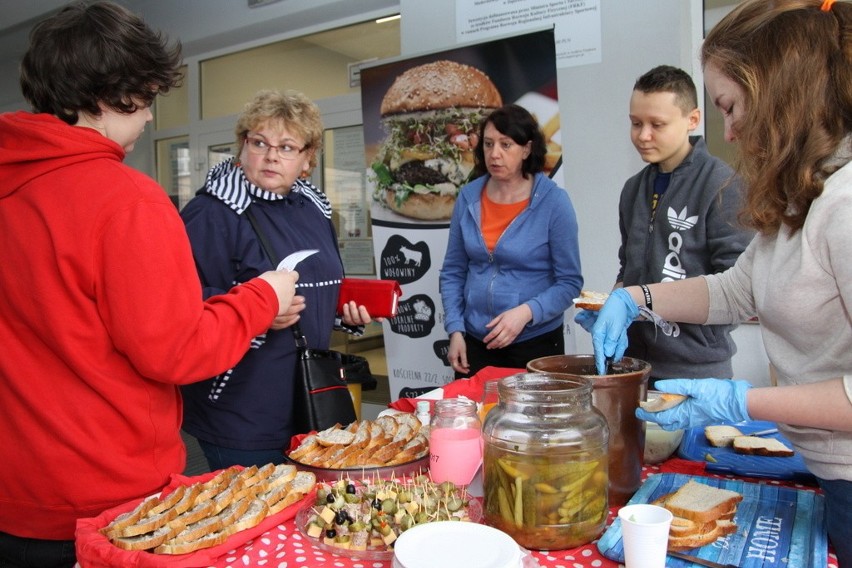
[0,3,299,566]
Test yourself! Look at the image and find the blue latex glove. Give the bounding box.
[591,288,639,374]
[636,378,752,431]
[574,309,598,333]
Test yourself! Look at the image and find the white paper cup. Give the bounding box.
[618,504,673,568]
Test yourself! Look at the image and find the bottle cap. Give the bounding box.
[416,400,430,413]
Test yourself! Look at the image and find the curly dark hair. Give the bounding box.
[19,1,183,125]
[473,104,547,178]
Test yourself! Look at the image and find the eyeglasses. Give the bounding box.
[244,136,308,160]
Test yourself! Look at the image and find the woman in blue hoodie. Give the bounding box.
[440,104,583,378]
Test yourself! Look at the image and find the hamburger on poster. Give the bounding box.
[371,60,502,221]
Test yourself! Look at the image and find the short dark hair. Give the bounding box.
[633,65,698,115]
[19,1,183,125]
[473,104,547,178]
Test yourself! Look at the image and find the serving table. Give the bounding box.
[188,458,836,568]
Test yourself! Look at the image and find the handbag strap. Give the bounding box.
[243,205,308,348]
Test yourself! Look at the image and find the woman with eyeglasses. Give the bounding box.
[180,89,374,470]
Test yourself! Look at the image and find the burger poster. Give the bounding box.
[360,29,563,399]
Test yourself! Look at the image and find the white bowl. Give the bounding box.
[643,421,684,464]
[393,521,521,568]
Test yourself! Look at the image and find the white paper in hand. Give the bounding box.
[276,249,318,272]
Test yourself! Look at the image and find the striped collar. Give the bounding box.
[203,157,331,219]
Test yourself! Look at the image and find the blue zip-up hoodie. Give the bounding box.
[440,172,583,343]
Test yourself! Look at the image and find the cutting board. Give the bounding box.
[597,473,827,568]
[678,421,814,483]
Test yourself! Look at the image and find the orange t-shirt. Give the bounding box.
[481,189,529,251]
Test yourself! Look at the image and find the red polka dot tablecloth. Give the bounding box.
[202,463,838,568]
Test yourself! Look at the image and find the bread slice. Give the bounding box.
[663,480,743,524]
[376,415,400,438]
[573,290,609,311]
[705,425,745,447]
[101,494,160,536]
[316,424,354,446]
[640,393,687,413]
[288,434,320,462]
[264,464,297,491]
[668,519,737,552]
[112,523,181,551]
[154,530,230,555]
[223,499,269,537]
[114,506,180,538]
[265,471,316,515]
[733,436,794,457]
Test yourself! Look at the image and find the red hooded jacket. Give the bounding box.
[0,111,279,539]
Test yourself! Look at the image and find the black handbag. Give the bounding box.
[244,207,357,433]
[290,323,357,433]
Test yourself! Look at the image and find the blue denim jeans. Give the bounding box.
[0,531,75,568]
[197,439,286,470]
[817,477,852,567]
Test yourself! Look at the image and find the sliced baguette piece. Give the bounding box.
[316,424,353,446]
[223,499,269,537]
[704,425,745,447]
[265,464,297,491]
[639,393,687,413]
[154,529,230,555]
[392,412,422,436]
[101,494,160,536]
[288,434,320,462]
[167,510,224,544]
[732,436,794,457]
[144,485,188,518]
[172,498,216,527]
[266,471,316,515]
[114,505,180,538]
[663,480,743,524]
[112,523,181,551]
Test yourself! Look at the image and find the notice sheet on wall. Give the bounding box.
[456,0,601,68]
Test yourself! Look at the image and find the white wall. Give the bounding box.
[399,0,769,384]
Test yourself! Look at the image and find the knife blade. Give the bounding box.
[667,551,739,568]
[748,427,778,437]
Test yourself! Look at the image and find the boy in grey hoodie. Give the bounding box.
[583,65,753,385]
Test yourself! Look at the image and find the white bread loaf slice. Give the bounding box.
[639,393,687,413]
[573,290,609,311]
[663,480,743,524]
[668,519,738,552]
[705,425,745,447]
[733,436,794,457]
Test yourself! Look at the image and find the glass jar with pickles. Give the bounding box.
[482,373,609,550]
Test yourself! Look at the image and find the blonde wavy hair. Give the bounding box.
[234,89,323,173]
[701,0,852,234]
